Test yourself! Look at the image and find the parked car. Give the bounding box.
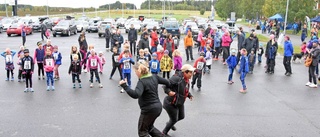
[2,18,17,31]
[52,20,77,37]
[197,19,207,28]
[51,17,63,26]
[87,19,101,33]
[213,20,223,29]
[225,21,238,34]
[163,21,180,39]
[75,20,89,32]
[32,19,53,32]
[116,18,126,28]
[7,23,33,36]
[98,21,113,37]
[0,22,3,33]
[125,20,141,33]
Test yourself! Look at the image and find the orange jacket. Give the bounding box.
[184,35,193,47]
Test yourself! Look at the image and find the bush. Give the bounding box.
[200,9,205,15]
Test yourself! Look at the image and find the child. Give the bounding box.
[266,43,278,74]
[257,44,264,64]
[172,50,182,72]
[1,48,16,81]
[110,47,123,80]
[119,50,135,92]
[248,49,256,74]
[34,41,45,80]
[192,52,206,91]
[293,42,307,63]
[98,51,106,74]
[17,46,25,82]
[173,35,179,49]
[213,32,221,60]
[87,49,103,88]
[144,48,152,61]
[199,37,207,53]
[160,50,173,79]
[137,49,147,64]
[43,49,55,91]
[70,46,82,62]
[21,49,34,92]
[205,46,213,74]
[68,54,82,88]
[156,47,164,61]
[239,49,249,93]
[226,49,238,84]
[84,45,95,73]
[52,45,62,80]
[149,53,160,74]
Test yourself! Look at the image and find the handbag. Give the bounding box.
[305,55,313,67]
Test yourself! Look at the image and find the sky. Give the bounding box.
[1,0,147,8]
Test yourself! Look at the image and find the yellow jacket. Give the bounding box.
[160,56,173,72]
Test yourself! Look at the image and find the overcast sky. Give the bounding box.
[0,0,148,8]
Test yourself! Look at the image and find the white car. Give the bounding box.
[75,21,89,32]
[125,20,142,33]
[185,22,199,34]
[1,19,15,31]
[116,18,126,28]
[213,20,223,28]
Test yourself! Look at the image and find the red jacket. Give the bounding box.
[151,31,158,47]
[163,39,175,52]
[193,58,206,73]
[156,51,164,61]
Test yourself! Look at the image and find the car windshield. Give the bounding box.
[131,21,140,25]
[2,19,12,24]
[57,21,69,26]
[186,22,198,28]
[226,22,235,27]
[163,22,178,28]
[10,23,19,28]
[75,21,83,25]
[147,22,158,27]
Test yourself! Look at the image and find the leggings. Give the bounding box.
[90,69,100,83]
[18,70,25,79]
[162,71,170,79]
[37,63,44,77]
[54,64,60,78]
[22,36,26,46]
[110,66,123,79]
[106,37,110,49]
[6,70,13,78]
[46,72,54,86]
[214,47,220,59]
[25,72,32,88]
[72,73,81,83]
[163,99,185,134]
[309,66,317,85]
[222,46,230,62]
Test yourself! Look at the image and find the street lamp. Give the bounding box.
[109,4,110,18]
[149,0,150,18]
[283,0,289,35]
[4,0,8,17]
[46,0,49,16]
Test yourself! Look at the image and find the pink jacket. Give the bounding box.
[87,55,103,72]
[197,31,203,42]
[43,56,55,72]
[221,34,232,47]
[99,56,106,65]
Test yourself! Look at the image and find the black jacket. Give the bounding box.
[163,72,193,107]
[41,23,47,32]
[128,28,138,41]
[105,29,111,39]
[138,37,150,51]
[242,38,255,54]
[253,37,259,53]
[310,48,320,66]
[78,36,88,52]
[237,33,245,50]
[112,34,124,47]
[68,60,81,74]
[265,39,278,58]
[111,53,120,67]
[121,74,170,114]
[21,56,34,73]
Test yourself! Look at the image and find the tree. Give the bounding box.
[200,9,205,15]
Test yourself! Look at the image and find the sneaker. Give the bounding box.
[42,76,45,80]
[223,62,226,65]
[18,79,21,82]
[84,69,87,73]
[24,88,28,92]
[73,84,76,89]
[120,88,125,93]
[11,77,14,81]
[99,84,103,88]
[51,86,55,91]
[30,88,34,92]
[5,78,9,81]
[227,81,233,85]
[38,76,41,80]
[79,83,82,88]
[306,82,312,86]
[309,83,318,88]
[90,83,93,88]
[239,88,247,93]
[46,86,50,91]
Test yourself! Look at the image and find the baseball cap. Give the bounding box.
[181,64,195,72]
[200,52,205,57]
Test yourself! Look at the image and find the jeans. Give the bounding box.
[228,68,234,81]
[130,41,136,55]
[222,46,230,62]
[240,72,247,89]
[46,72,54,86]
[249,63,254,72]
[185,46,194,60]
[25,72,32,88]
[258,55,262,63]
[110,66,123,79]
[22,36,26,46]
[72,73,81,83]
[138,109,163,137]
[192,72,202,88]
[123,73,131,86]
[90,69,100,83]
[309,66,317,84]
[105,37,110,49]
[163,99,185,134]
[283,56,292,74]
[151,46,157,53]
[37,63,44,77]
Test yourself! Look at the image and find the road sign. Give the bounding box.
[231,12,236,21]
[8,0,15,6]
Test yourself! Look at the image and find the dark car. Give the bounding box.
[32,19,53,32]
[162,21,180,39]
[52,20,77,37]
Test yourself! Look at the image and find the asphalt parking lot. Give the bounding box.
[0,31,320,137]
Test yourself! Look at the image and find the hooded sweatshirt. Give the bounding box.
[87,55,103,71]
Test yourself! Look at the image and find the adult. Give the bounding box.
[119,64,170,137]
[205,24,212,37]
[265,34,278,73]
[162,64,194,136]
[21,23,26,46]
[252,32,260,54]
[306,42,320,88]
[301,24,308,42]
[128,24,138,55]
[43,39,54,52]
[150,27,159,53]
[283,36,294,76]
[160,29,168,46]
[110,30,117,48]
[112,30,124,52]
[138,32,151,55]
[241,34,255,55]
[184,32,194,61]
[236,30,245,64]
[221,31,232,64]
[275,25,280,38]
[163,33,175,58]
[41,21,48,41]
[105,25,111,51]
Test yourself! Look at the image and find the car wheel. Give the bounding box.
[7,34,11,37]
[68,30,71,36]
[88,30,91,33]
[98,34,101,37]
[53,34,56,37]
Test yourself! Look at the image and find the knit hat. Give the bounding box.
[54,45,58,49]
[199,52,205,57]
[24,49,29,53]
[152,53,157,57]
[164,50,169,54]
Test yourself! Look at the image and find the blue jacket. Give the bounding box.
[239,55,249,73]
[214,32,221,48]
[35,48,45,62]
[226,55,237,69]
[120,57,135,74]
[284,41,293,57]
[1,50,16,65]
[149,59,160,73]
[53,51,62,65]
